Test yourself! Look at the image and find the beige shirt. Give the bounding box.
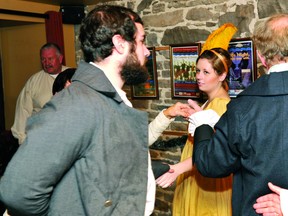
[11,66,69,144]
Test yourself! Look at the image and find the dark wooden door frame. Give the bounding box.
[0,58,5,131]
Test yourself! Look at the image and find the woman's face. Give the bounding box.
[196,58,226,95]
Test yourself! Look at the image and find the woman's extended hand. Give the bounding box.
[155,164,179,188]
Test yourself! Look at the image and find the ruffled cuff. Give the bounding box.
[188,109,220,136]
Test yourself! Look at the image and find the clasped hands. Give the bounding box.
[163,99,220,136]
[156,99,201,188]
[162,99,201,119]
[156,99,221,188]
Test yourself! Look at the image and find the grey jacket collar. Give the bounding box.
[72,61,123,103]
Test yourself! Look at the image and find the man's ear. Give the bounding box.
[59,54,64,64]
[112,34,127,54]
[257,50,267,68]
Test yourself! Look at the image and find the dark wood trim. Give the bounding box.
[0,9,48,19]
[0,59,5,131]
[155,46,169,51]
[162,130,187,136]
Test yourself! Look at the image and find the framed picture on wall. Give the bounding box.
[131,47,159,99]
[170,43,201,99]
[227,38,257,97]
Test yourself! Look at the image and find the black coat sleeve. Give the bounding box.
[193,113,241,178]
[192,124,214,164]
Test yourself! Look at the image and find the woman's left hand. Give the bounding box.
[155,164,179,188]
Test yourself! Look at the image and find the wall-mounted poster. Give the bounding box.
[131,47,159,99]
[170,43,201,99]
[228,38,257,97]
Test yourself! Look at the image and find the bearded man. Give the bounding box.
[0,5,152,216]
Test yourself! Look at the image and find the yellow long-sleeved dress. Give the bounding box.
[173,98,232,216]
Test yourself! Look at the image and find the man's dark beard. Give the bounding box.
[121,52,149,85]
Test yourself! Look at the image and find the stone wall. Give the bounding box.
[76,1,288,215]
[83,0,287,135]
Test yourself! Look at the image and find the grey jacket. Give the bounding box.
[0,62,149,216]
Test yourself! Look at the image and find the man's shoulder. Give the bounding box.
[61,65,70,71]
[22,70,52,89]
[29,70,48,79]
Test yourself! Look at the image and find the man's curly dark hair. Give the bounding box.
[79,5,143,63]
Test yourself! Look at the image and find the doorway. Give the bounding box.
[0,23,46,129]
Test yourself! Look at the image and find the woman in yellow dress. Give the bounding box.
[156,47,233,216]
